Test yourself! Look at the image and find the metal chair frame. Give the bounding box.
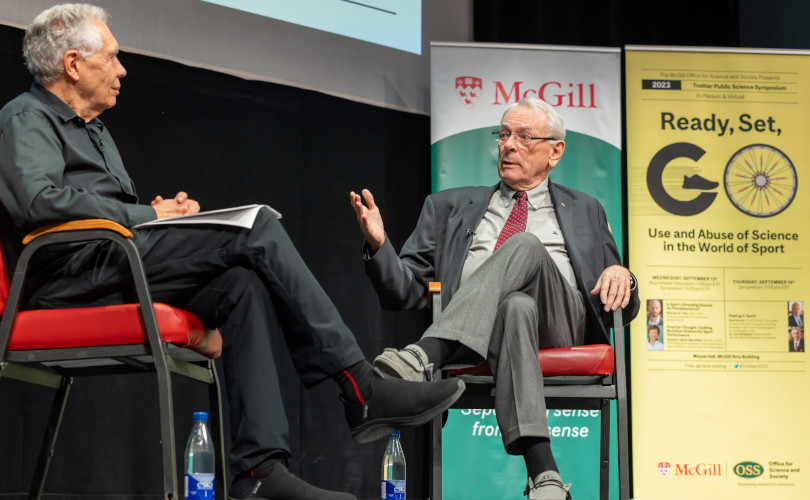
[0,226,227,500]
[428,287,630,500]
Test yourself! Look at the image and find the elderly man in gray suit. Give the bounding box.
[351,97,639,500]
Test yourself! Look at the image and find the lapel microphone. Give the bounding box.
[465,228,475,237]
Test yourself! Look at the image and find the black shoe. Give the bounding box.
[228,460,356,500]
[341,368,465,444]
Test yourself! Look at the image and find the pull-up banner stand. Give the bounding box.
[431,41,622,500]
[626,45,810,500]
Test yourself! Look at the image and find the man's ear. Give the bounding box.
[62,49,81,82]
[548,140,566,167]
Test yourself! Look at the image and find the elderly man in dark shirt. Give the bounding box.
[0,5,465,500]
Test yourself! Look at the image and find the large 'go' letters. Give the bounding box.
[647,142,717,216]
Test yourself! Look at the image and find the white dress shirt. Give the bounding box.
[460,180,577,288]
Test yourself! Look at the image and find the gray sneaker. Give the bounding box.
[524,471,572,500]
[373,344,434,382]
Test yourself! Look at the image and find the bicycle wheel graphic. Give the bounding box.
[724,144,797,217]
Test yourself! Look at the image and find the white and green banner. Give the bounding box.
[431,42,622,500]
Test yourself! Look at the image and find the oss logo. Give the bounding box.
[733,461,763,478]
[647,142,797,217]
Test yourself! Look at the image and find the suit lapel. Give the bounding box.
[461,185,497,241]
[446,185,497,299]
[549,182,585,288]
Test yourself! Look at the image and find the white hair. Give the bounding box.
[23,3,110,83]
[501,97,566,141]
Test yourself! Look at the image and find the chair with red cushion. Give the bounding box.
[0,219,227,500]
[427,282,630,500]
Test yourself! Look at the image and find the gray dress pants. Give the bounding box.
[424,232,586,454]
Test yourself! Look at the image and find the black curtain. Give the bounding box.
[473,0,810,50]
[473,0,741,47]
[0,23,432,500]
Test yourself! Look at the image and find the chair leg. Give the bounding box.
[617,385,631,500]
[28,376,73,500]
[611,310,631,500]
[429,413,443,500]
[208,360,228,500]
[154,360,178,499]
[599,399,610,500]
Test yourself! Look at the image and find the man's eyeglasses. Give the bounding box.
[492,130,556,147]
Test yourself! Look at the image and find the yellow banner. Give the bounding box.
[627,47,809,499]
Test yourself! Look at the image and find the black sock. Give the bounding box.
[415,337,458,366]
[334,360,374,404]
[519,437,558,478]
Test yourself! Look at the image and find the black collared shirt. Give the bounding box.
[0,82,155,237]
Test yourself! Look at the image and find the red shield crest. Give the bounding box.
[658,462,671,477]
[455,76,483,108]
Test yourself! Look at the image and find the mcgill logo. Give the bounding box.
[453,77,598,109]
[658,462,723,477]
[492,81,597,108]
[455,76,482,108]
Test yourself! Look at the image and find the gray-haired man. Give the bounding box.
[352,97,640,499]
[0,4,465,499]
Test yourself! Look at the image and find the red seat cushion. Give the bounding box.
[444,344,614,377]
[8,303,221,358]
[0,251,8,318]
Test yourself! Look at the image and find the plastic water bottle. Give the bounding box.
[184,411,215,500]
[381,430,406,499]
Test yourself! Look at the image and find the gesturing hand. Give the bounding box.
[350,189,385,253]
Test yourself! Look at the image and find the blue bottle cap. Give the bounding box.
[193,411,209,422]
[388,430,400,438]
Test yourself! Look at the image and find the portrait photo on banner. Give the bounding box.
[647,299,664,351]
[789,301,804,352]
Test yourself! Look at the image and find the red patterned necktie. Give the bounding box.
[494,191,527,252]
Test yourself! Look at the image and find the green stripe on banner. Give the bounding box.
[441,405,619,500]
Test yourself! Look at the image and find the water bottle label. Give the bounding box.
[381,479,405,499]
[185,472,215,500]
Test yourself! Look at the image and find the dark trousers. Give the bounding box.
[28,207,366,473]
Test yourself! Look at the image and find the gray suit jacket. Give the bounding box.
[365,182,639,345]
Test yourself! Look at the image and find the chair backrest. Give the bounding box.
[0,225,10,317]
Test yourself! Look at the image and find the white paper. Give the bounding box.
[133,204,281,230]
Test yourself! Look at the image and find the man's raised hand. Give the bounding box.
[350,189,385,253]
